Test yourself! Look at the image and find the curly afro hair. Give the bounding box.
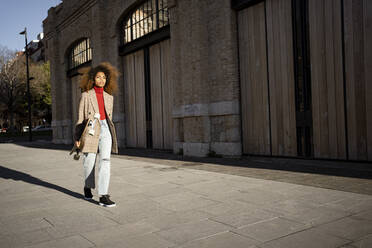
[78,62,119,95]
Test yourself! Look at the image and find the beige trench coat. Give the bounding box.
[75,89,118,154]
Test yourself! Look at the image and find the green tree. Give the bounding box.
[29,61,52,124]
[0,46,26,132]
[0,45,52,132]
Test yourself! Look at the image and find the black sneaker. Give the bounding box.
[99,195,116,207]
[84,187,93,199]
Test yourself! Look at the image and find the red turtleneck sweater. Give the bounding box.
[94,86,106,120]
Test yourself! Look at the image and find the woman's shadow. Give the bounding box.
[0,165,98,204]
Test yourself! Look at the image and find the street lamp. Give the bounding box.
[19,27,32,142]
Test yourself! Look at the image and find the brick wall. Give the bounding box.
[44,0,242,156]
[170,0,242,156]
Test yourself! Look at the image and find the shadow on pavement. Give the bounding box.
[0,165,98,203]
[10,140,71,151]
[9,141,372,180]
[118,149,372,180]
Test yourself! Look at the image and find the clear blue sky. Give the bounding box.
[0,0,62,51]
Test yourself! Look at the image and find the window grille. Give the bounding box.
[68,38,92,70]
[123,0,169,44]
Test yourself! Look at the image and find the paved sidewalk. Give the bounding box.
[1,142,372,248]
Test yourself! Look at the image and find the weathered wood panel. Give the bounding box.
[150,43,164,149]
[160,39,173,150]
[149,39,173,150]
[344,0,372,161]
[134,50,147,148]
[124,50,147,148]
[238,2,271,155]
[266,0,297,156]
[124,53,137,147]
[309,0,346,159]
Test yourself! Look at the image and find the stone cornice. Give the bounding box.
[44,0,97,41]
[45,0,97,37]
[56,0,97,33]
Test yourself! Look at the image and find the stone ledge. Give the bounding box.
[183,142,210,157]
[173,101,240,118]
[211,142,242,157]
[174,142,243,157]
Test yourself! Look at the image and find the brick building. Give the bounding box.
[43,0,372,161]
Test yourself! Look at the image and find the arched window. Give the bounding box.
[123,0,169,44]
[68,38,92,70]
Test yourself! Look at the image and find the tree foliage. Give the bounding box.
[29,61,52,120]
[0,45,51,132]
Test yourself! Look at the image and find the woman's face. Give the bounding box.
[94,71,106,88]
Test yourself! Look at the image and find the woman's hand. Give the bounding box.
[75,141,81,148]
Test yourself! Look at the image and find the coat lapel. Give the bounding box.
[103,91,111,119]
[88,89,99,115]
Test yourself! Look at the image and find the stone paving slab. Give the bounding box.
[1,143,372,248]
[136,210,213,230]
[1,229,56,248]
[179,231,259,248]
[197,200,263,216]
[323,196,372,214]
[0,215,52,236]
[97,198,174,225]
[152,192,220,212]
[24,235,94,248]
[208,209,277,228]
[348,234,372,247]
[280,205,351,226]
[352,210,372,221]
[259,227,350,248]
[232,187,296,205]
[315,217,372,241]
[80,221,159,246]
[94,233,176,248]
[154,219,231,246]
[41,209,119,239]
[232,217,310,242]
[260,198,321,215]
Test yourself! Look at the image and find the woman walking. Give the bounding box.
[75,62,119,207]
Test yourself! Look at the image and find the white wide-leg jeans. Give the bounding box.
[83,119,112,195]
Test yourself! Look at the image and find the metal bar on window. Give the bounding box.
[156,0,159,29]
[122,0,169,45]
[141,4,144,36]
[85,39,88,62]
[130,16,133,42]
[146,0,150,34]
